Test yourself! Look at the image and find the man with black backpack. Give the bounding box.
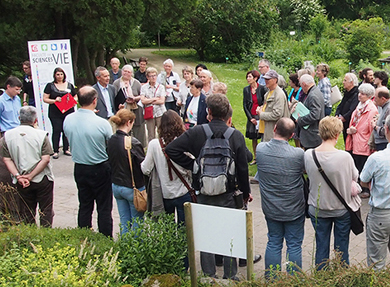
[166,93,252,280]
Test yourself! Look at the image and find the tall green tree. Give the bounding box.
[0,0,143,83]
[141,0,196,45]
[343,17,385,66]
[168,0,278,62]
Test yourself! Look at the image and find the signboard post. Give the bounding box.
[184,202,254,286]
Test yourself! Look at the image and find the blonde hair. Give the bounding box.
[319,116,343,141]
[110,109,135,126]
[212,82,227,95]
[146,67,157,77]
[316,63,330,76]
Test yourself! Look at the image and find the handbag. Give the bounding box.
[312,149,364,235]
[331,85,342,105]
[144,106,154,120]
[159,138,197,203]
[125,136,147,212]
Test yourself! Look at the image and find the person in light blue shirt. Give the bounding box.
[0,76,22,135]
[257,59,270,86]
[64,85,113,237]
[361,114,390,271]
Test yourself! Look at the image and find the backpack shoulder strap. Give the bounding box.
[202,124,213,139]
[223,127,234,140]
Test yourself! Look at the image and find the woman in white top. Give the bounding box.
[305,116,360,270]
[178,66,194,117]
[141,110,192,224]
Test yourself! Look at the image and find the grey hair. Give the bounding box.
[200,69,212,79]
[386,114,390,130]
[19,106,37,124]
[306,65,315,75]
[94,66,107,77]
[259,59,270,67]
[345,73,358,86]
[297,68,310,78]
[122,64,133,73]
[278,75,287,89]
[163,59,174,66]
[358,83,375,97]
[299,74,315,85]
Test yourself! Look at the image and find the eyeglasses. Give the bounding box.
[258,66,267,69]
[148,74,157,78]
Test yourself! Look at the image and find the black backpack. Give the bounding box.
[196,125,236,196]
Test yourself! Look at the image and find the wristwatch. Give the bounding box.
[14,173,20,177]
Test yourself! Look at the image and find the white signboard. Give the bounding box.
[191,203,248,258]
[27,39,74,132]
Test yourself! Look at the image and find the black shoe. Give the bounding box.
[215,254,223,266]
[239,254,262,267]
[223,275,240,281]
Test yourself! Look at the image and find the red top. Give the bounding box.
[250,83,259,115]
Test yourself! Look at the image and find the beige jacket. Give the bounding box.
[259,86,290,142]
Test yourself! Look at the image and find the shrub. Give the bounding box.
[118,213,188,286]
[309,14,329,42]
[0,238,124,286]
[343,18,386,67]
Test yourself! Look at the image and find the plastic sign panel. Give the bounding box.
[191,203,248,258]
[28,39,74,132]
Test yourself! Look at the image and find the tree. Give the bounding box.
[140,0,196,46]
[343,18,385,66]
[309,14,329,42]
[168,0,278,62]
[291,0,325,30]
[0,0,144,83]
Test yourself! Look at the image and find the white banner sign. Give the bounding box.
[27,39,74,132]
[191,203,248,258]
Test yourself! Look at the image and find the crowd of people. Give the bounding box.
[1,57,390,279]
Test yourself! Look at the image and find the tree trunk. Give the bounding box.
[72,37,80,81]
[54,12,64,38]
[80,40,94,84]
[97,46,105,67]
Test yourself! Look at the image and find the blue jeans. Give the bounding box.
[163,192,192,224]
[265,214,305,277]
[112,184,145,235]
[309,211,351,270]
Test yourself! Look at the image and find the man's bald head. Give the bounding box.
[78,85,98,107]
[274,118,295,140]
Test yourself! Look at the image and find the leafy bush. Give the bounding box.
[309,14,329,42]
[118,213,187,286]
[343,17,386,67]
[0,226,124,286]
[0,224,115,255]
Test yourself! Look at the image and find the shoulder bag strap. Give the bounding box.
[311,149,353,213]
[125,136,136,188]
[159,138,194,193]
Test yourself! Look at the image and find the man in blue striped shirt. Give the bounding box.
[361,115,390,270]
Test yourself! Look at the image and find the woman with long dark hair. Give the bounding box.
[141,110,192,223]
[43,67,76,159]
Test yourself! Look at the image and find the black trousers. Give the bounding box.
[74,161,113,237]
[49,116,69,153]
[18,175,54,227]
[352,153,370,193]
